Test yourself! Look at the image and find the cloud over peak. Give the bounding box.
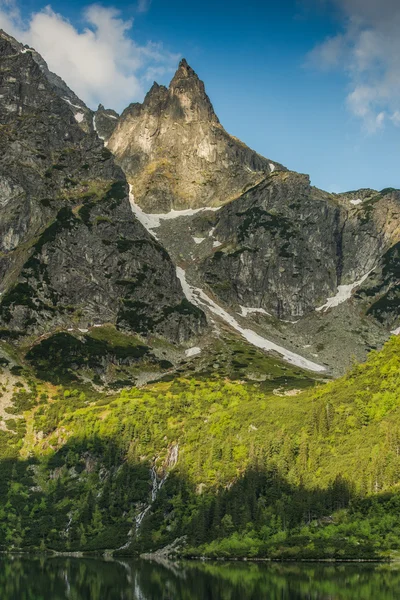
[307,0,400,132]
[0,1,179,111]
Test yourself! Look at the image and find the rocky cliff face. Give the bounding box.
[1,30,398,379]
[200,173,399,320]
[93,104,119,141]
[105,60,399,374]
[106,59,284,212]
[0,31,205,362]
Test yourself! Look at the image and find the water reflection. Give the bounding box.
[0,555,400,600]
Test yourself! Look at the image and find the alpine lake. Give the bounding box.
[1,555,400,599]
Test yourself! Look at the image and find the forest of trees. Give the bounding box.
[0,336,399,558]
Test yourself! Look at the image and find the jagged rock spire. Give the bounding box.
[107,57,280,213]
[168,58,219,123]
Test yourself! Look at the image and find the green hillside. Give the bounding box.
[0,336,400,559]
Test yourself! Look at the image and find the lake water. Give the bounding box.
[1,556,400,599]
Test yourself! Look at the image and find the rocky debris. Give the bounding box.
[141,536,187,559]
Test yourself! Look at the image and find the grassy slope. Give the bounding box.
[0,335,399,557]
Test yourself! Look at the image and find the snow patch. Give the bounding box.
[176,267,325,372]
[92,114,106,142]
[350,198,362,205]
[209,227,215,238]
[213,240,222,248]
[316,271,372,312]
[239,306,271,317]
[391,327,400,336]
[62,97,84,110]
[129,185,219,237]
[74,112,84,123]
[185,347,201,357]
[193,237,205,244]
[269,163,276,172]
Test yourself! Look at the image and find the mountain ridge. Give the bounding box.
[100,60,399,374]
[0,29,206,387]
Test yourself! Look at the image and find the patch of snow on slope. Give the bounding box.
[193,237,205,244]
[159,206,220,221]
[269,163,276,172]
[92,115,106,142]
[176,267,325,373]
[316,271,372,312]
[128,186,219,236]
[62,97,84,110]
[350,198,362,205]
[74,112,84,123]
[209,228,215,237]
[185,347,201,357]
[213,240,222,248]
[128,187,161,239]
[240,306,271,317]
[391,327,400,335]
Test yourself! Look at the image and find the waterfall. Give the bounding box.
[62,512,73,540]
[116,444,179,552]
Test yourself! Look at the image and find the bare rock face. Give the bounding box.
[106,59,284,212]
[93,104,119,141]
[198,173,400,322]
[0,30,205,346]
[99,57,399,373]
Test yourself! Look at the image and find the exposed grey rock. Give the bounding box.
[199,173,399,321]
[0,30,206,350]
[93,104,119,141]
[1,29,398,380]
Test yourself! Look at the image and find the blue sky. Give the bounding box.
[1,0,400,192]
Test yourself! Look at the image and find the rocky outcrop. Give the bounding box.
[93,104,119,141]
[107,59,284,212]
[0,30,205,347]
[199,173,399,321]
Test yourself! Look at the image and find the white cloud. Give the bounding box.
[307,0,400,132]
[0,1,179,111]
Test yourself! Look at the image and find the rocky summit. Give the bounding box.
[105,59,283,212]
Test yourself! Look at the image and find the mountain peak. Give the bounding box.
[168,59,218,124]
[170,58,200,88]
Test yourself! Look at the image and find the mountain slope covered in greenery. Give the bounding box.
[0,334,399,558]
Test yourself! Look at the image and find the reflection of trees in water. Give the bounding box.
[0,556,400,600]
[0,556,135,600]
[133,560,400,600]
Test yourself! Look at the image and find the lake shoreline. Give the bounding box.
[0,550,395,564]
